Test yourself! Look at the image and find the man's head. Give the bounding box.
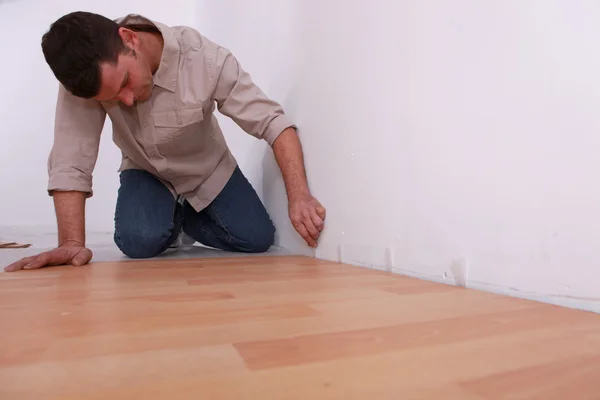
[41,11,156,105]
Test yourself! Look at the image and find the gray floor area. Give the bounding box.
[0,226,292,270]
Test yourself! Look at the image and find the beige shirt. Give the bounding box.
[48,14,294,212]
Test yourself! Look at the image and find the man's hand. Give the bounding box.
[272,128,327,248]
[4,244,92,272]
[289,194,326,247]
[6,190,92,272]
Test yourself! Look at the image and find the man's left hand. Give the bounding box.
[289,194,326,248]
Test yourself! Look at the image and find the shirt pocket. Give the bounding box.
[152,107,204,143]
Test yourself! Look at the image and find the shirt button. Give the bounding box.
[177,119,182,125]
[143,122,149,128]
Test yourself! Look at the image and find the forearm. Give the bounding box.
[272,128,310,200]
[53,191,87,247]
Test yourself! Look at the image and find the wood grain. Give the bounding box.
[1,255,599,399]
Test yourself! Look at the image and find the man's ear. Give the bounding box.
[118,27,139,49]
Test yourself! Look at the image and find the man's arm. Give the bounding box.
[212,50,326,246]
[273,128,326,247]
[4,85,104,272]
[55,191,87,247]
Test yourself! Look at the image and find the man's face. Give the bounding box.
[93,51,154,106]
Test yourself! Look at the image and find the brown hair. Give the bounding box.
[42,11,127,98]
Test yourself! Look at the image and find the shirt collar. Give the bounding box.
[150,21,179,92]
[116,14,179,93]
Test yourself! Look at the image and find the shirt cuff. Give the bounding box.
[263,114,297,146]
[48,173,93,197]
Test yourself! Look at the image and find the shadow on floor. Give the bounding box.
[0,243,293,270]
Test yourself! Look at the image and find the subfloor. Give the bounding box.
[1,255,600,399]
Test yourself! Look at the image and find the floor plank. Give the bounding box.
[1,255,599,399]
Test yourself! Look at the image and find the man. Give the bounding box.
[5,11,325,272]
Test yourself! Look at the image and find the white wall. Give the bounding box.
[197,0,600,312]
[0,0,194,232]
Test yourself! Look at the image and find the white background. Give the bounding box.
[2,0,599,311]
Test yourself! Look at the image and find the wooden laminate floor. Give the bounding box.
[1,255,599,399]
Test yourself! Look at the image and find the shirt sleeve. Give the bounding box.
[211,50,296,146]
[47,84,106,197]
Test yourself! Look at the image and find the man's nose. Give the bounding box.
[118,91,134,106]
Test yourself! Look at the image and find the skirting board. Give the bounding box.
[315,242,600,314]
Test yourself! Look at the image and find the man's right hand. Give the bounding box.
[4,245,93,272]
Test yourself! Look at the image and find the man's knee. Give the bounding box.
[115,227,172,259]
[232,224,275,253]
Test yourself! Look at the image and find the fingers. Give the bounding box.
[23,252,56,270]
[292,220,318,248]
[4,247,92,272]
[72,248,93,266]
[310,207,325,232]
[289,197,327,248]
[293,209,321,248]
[4,255,39,272]
[23,248,71,270]
[302,210,321,240]
[316,204,326,221]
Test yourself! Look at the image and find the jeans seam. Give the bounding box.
[114,189,122,247]
[167,197,183,249]
[181,202,229,242]
[195,227,232,243]
[209,203,245,244]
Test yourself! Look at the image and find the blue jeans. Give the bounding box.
[113,167,276,258]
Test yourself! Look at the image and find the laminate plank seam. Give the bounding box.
[233,305,598,370]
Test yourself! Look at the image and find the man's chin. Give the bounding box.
[137,90,152,103]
